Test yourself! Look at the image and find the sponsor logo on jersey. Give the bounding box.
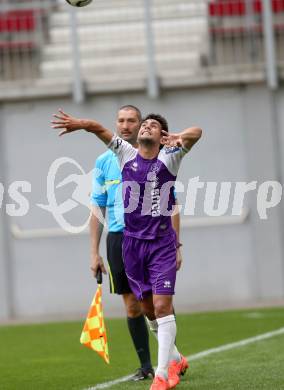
[147,171,160,217]
[150,163,159,173]
[165,146,180,154]
[148,171,157,182]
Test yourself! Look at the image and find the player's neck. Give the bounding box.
[130,141,139,149]
[138,144,159,160]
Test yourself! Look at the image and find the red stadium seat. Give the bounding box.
[0,9,39,52]
[208,0,284,34]
[208,0,284,17]
[0,10,36,33]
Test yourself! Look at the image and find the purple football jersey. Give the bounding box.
[108,136,189,240]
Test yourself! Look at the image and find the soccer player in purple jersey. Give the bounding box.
[52,109,202,390]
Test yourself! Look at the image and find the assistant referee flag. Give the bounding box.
[80,269,110,364]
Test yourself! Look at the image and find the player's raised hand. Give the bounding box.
[51,109,83,136]
[161,130,183,147]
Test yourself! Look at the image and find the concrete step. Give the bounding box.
[84,68,201,91]
[52,2,207,27]
[37,0,209,92]
[48,18,207,44]
[33,65,204,95]
[59,0,207,12]
[43,34,203,60]
[40,51,200,78]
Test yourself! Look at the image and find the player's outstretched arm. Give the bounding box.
[161,126,202,151]
[180,126,202,150]
[51,109,113,145]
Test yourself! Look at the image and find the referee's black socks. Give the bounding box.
[127,315,153,370]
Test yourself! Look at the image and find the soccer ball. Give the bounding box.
[66,0,93,7]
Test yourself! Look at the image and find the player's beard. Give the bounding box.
[138,137,155,147]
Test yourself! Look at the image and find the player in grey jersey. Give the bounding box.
[52,109,202,390]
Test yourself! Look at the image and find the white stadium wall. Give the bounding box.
[0,85,284,321]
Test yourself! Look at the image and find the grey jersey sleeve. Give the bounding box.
[108,135,137,169]
[158,146,189,176]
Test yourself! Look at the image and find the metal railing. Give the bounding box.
[0,0,55,81]
[207,1,284,71]
[0,0,283,99]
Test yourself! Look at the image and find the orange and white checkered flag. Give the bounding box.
[80,269,110,364]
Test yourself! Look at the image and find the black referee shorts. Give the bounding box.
[106,232,132,295]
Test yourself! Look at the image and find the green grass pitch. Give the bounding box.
[0,307,283,390]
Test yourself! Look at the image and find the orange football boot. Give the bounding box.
[168,355,189,388]
[150,375,170,390]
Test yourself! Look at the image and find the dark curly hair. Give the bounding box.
[142,113,168,133]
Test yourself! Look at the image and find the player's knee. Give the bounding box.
[154,299,173,318]
[123,294,142,318]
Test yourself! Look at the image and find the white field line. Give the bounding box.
[85,327,284,390]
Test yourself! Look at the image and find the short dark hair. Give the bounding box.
[118,105,142,121]
[142,113,168,133]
